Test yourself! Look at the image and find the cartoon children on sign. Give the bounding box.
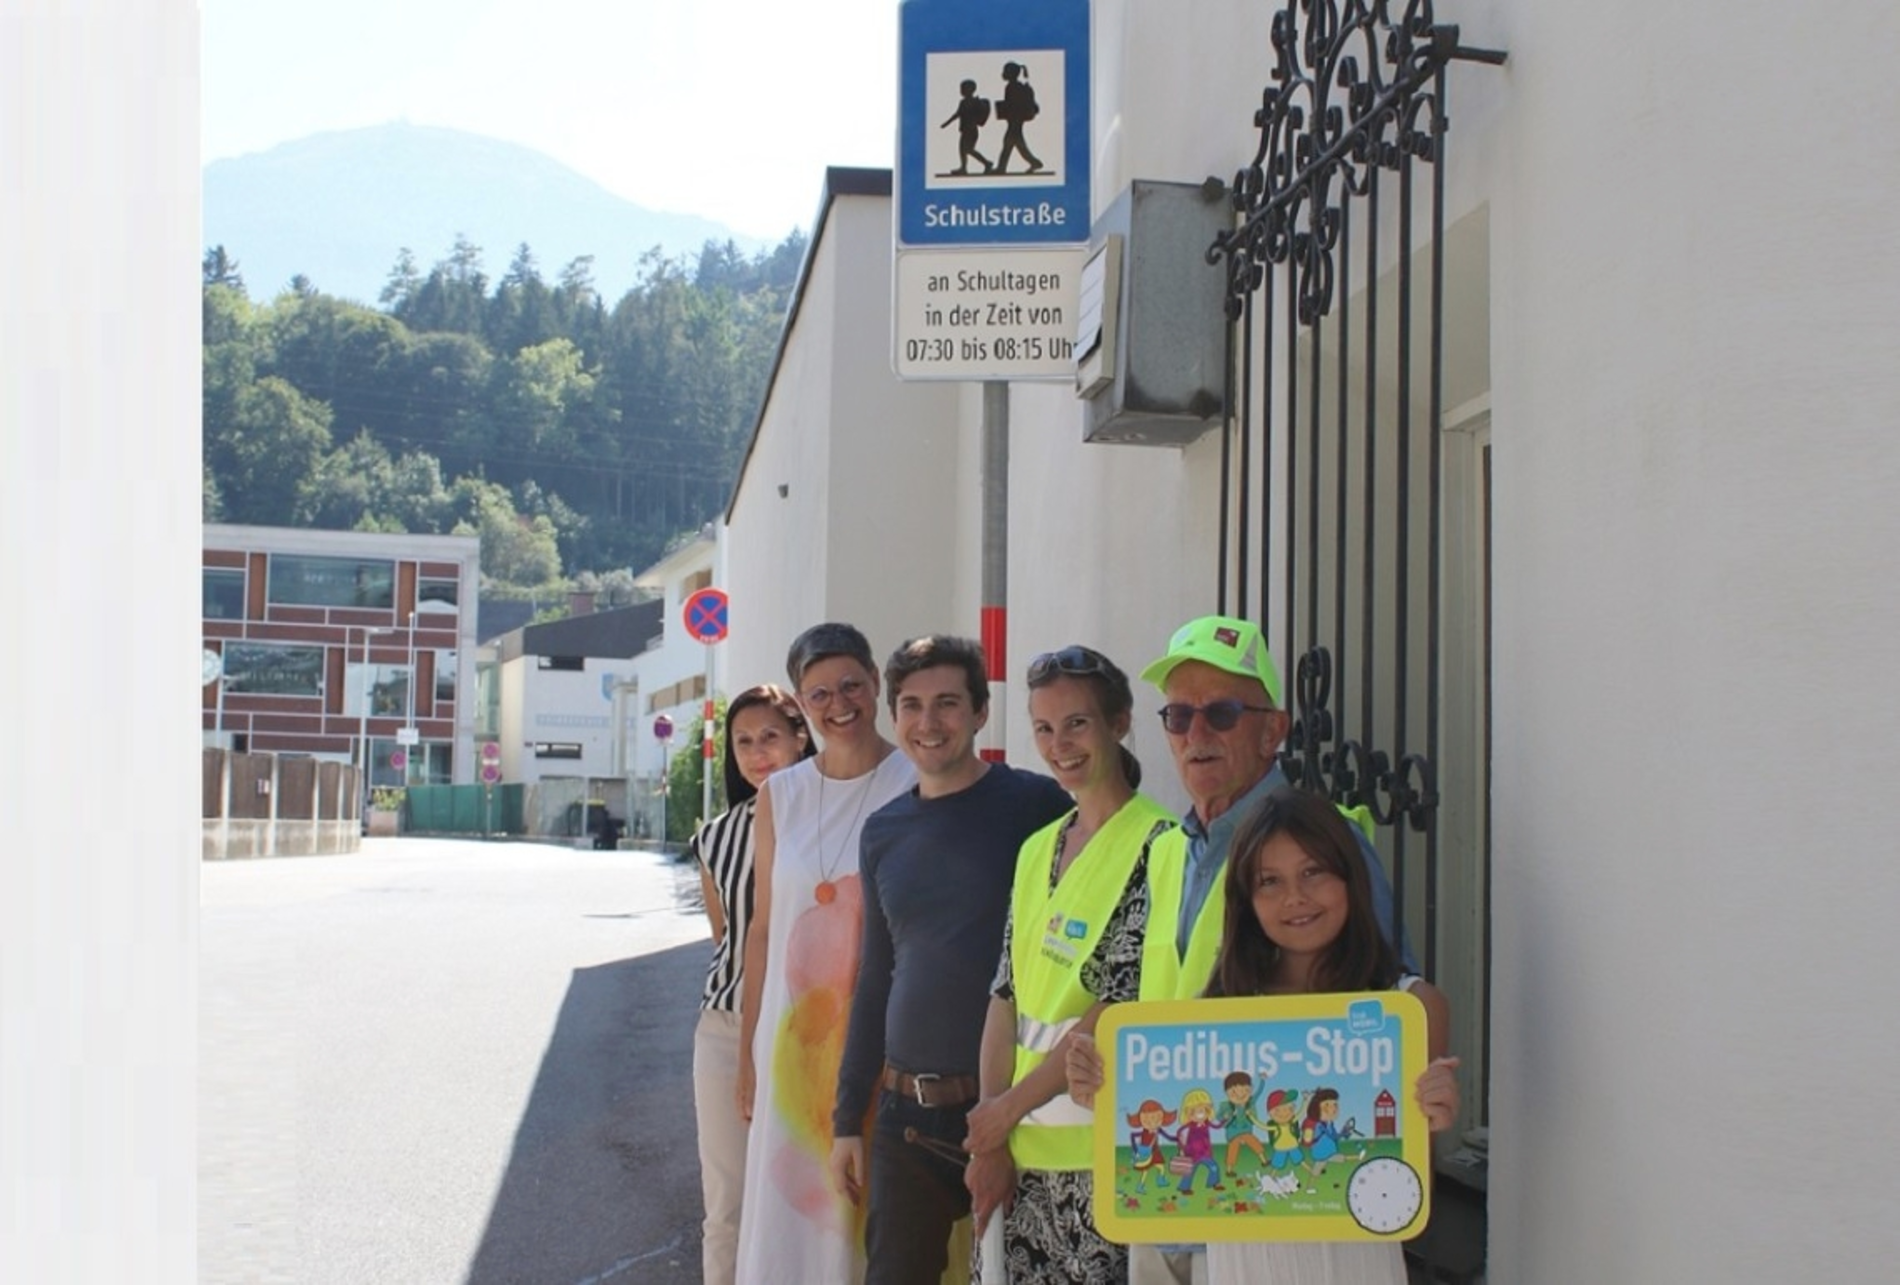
[1302,1087,1363,1176]
[1264,1088,1304,1177]
[1172,1089,1222,1195]
[1126,1099,1178,1194]
[1217,1070,1267,1173]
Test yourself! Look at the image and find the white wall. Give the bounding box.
[1080,1,1900,1278]
[496,657,529,783]
[727,219,843,690]
[729,5,1900,1276]
[726,190,965,699]
[515,663,620,784]
[1475,2,1900,1279]
[821,196,967,669]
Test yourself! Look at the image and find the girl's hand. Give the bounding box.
[1065,1031,1104,1108]
[1415,1056,1461,1133]
[962,1094,1017,1156]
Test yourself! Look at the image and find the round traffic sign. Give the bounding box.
[480,763,501,784]
[654,714,675,741]
[389,748,407,770]
[682,587,730,644]
[480,741,501,762]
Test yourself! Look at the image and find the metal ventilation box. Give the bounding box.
[1075,179,1230,446]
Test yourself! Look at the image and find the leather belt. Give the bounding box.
[882,1064,980,1108]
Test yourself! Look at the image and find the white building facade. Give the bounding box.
[625,529,731,837]
[722,3,1900,1281]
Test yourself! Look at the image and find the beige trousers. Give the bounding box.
[692,1008,748,1285]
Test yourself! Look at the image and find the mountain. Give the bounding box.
[203,123,767,306]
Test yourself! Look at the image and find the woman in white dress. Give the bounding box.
[735,623,917,1284]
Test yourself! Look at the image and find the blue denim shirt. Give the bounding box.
[1176,765,1416,971]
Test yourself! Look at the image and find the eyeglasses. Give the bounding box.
[799,675,869,710]
[1157,699,1275,734]
[1028,646,1112,684]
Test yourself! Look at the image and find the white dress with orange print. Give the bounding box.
[732,752,916,1285]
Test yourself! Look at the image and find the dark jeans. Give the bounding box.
[865,1090,973,1285]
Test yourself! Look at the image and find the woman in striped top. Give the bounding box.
[689,683,814,1285]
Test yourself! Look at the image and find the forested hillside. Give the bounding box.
[201,232,804,599]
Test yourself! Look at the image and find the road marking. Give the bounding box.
[570,1236,684,1285]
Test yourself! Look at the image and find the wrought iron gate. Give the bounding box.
[1209,0,1502,978]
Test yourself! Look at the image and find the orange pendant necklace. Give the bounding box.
[813,757,878,905]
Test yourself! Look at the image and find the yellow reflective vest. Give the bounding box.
[1139,826,1223,1002]
[1141,800,1379,1002]
[1006,793,1176,1172]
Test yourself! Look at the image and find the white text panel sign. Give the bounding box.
[894,247,1086,382]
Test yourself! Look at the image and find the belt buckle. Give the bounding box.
[911,1072,941,1106]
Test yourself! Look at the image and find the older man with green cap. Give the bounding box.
[1128,614,1411,1285]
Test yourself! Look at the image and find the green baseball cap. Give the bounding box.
[1139,615,1283,706]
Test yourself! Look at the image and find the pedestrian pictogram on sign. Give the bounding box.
[682,587,730,644]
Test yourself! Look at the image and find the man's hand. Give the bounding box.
[828,1136,867,1205]
[1065,1032,1104,1108]
[962,1093,1017,1157]
[965,1147,1017,1235]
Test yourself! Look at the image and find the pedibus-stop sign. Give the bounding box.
[894,0,1090,382]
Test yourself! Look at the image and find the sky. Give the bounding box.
[201,0,903,242]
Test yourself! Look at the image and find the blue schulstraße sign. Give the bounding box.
[898,0,1090,248]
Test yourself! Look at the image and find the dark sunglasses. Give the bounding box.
[1027,645,1112,684]
[1157,699,1275,734]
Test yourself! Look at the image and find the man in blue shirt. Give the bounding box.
[828,635,1071,1285]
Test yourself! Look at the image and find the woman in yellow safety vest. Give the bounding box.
[961,646,1177,1283]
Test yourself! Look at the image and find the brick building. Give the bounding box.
[202,524,482,788]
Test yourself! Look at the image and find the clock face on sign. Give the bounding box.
[1346,1157,1423,1235]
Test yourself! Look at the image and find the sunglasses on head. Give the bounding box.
[1027,645,1112,684]
[1156,699,1276,734]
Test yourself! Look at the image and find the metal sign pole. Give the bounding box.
[658,738,670,852]
[981,380,1009,761]
[355,626,371,811]
[701,643,717,824]
[404,617,416,791]
[654,710,677,852]
[680,587,730,833]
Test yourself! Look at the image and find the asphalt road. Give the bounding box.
[200,837,717,1285]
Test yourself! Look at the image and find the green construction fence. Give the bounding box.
[404,783,526,836]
